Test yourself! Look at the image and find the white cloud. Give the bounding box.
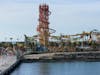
[0,3,35,41]
[0,1,100,41]
[49,2,100,35]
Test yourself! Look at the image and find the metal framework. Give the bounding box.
[37,4,51,47]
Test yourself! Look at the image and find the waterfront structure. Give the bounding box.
[24,4,100,52]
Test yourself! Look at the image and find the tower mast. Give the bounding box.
[37,4,51,47]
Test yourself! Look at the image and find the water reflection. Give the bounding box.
[39,63,50,75]
[11,62,100,75]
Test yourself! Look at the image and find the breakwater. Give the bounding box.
[1,51,100,75]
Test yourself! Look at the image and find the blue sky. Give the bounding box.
[0,0,100,41]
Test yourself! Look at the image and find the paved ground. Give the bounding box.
[24,51,100,59]
[24,53,55,59]
[0,55,16,74]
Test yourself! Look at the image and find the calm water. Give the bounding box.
[11,62,100,75]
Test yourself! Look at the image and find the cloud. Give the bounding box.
[0,2,35,41]
[49,2,100,35]
[0,0,100,41]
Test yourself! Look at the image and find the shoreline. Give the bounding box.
[1,51,100,75]
[1,58,100,75]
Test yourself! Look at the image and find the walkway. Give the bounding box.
[0,55,16,74]
[24,51,100,59]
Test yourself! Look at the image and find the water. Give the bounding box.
[11,62,100,75]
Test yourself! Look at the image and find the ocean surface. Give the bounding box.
[11,62,100,75]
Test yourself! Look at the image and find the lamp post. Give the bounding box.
[10,37,13,43]
[10,37,13,48]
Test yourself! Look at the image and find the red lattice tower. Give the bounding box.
[37,4,51,47]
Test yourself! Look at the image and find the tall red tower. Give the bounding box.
[37,4,51,47]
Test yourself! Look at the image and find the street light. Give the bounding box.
[10,37,13,43]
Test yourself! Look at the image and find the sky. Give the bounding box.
[0,0,100,41]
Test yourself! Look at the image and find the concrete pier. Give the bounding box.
[0,55,16,74]
[23,51,100,61]
[1,51,100,75]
